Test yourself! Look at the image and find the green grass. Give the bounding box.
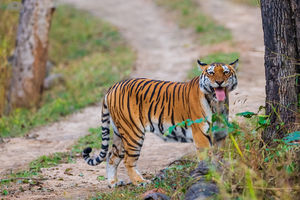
[72,127,103,153]
[231,0,260,7]
[0,0,20,115]
[49,5,123,64]
[211,116,300,199]
[187,52,240,78]
[155,0,232,45]
[29,152,73,172]
[0,126,102,193]
[92,159,198,200]
[0,152,72,192]
[0,5,135,138]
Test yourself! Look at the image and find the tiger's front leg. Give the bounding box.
[191,126,212,161]
[124,155,148,185]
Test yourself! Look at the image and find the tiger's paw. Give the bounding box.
[136,179,151,187]
[108,179,126,188]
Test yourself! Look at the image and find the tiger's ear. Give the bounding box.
[197,60,207,71]
[229,59,239,70]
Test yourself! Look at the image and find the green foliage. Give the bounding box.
[0,5,135,138]
[49,6,123,63]
[97,176,106,181]
[164,118,206,136]
[29,152,73,173]
[97,110,299,199]
[93,159,198,200]
[211,113,300,199]
[155,0,232,45]
[71,127,103,153]
[282,131,300,145]
[2,189,8,195]
[236,111,256,118]
[0,152,72,189]
[188,52,240,78]
[0,0,21,115]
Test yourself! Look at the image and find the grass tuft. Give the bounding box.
[71,127,103,153]
[231,0,260,7]
[155,0,232,45]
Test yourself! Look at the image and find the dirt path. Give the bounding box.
[1,0,265,199]
[1,0,200,199]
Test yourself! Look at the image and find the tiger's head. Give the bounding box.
[197,59,238,102]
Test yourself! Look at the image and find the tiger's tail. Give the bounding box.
[82,97,110,166]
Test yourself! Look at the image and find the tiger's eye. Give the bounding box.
[206,70,214,75]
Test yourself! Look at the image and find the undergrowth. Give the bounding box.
[155,0,232,45]
[0,5,135,138]
[71,127,103,154]
[89,112,299,199]
[92,159,199,200]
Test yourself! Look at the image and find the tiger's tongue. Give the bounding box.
[214,88,226,101]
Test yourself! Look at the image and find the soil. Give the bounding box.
[0,0,265,199]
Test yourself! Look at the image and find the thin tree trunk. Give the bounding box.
[260,0,299,143]
[7,0,55,110]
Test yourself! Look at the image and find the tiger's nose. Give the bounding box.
[216,81,224,86]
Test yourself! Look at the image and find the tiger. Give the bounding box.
[82,59,238,187]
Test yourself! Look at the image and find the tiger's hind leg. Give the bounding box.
[120,129,148,186]
[106,129,125,188]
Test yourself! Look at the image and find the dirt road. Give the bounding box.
[1,0,265,199]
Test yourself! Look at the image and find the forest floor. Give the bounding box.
[0,0,265,199]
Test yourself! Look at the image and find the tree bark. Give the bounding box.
[260,0,299,143]
[7,0,55,110]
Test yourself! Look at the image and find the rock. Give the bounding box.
[184,160,219,200]
[143,192,170,200]
[184,181,219,200]
[190,160,210,178]
[43,73,64,89]
[142,188,170,200]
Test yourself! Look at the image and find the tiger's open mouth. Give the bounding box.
[214,87,226,101]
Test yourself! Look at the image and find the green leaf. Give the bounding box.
[283,131,300,145]
[2,189,8,195]
[212,114,218,122]
[211,125,219,132]
[194,118,204,123]
[178,121,186,127]
[168,125,176,134]
[258,116,269,125]
[187,120,194,126]
[97,176,105,181]
[236,111,256,118]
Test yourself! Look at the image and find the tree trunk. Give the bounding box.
[260,0,299,143]
[7,0,55,110]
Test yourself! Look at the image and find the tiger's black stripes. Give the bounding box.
[82,59,238,186]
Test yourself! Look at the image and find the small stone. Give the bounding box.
[184,181,219,200]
